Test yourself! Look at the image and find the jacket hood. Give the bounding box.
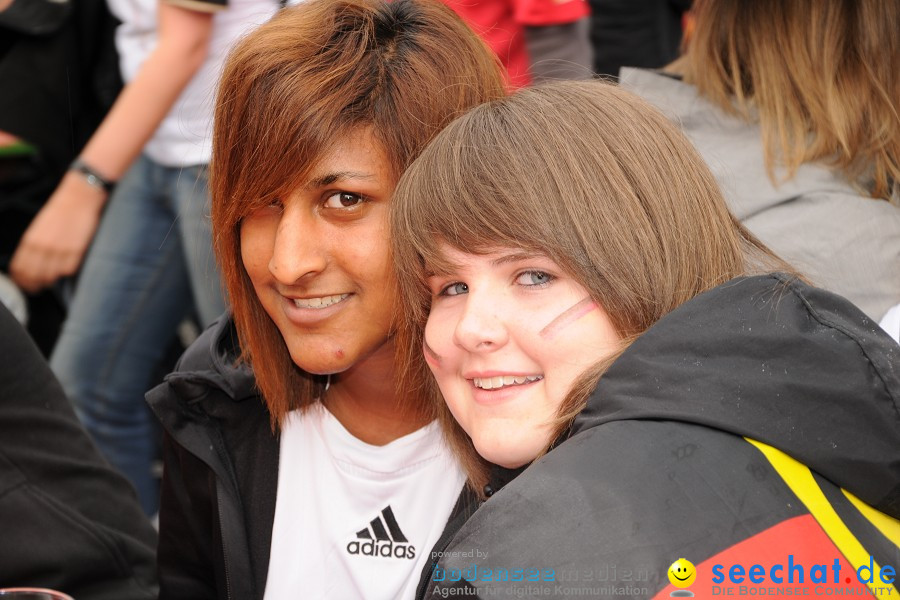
[146,313,259,421]
[573,274,900,517]
[146,313,277,600]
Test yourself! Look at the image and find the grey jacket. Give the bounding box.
[621,68,900,322]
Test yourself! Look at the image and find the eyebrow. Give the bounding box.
[490,250,542,267]
[305,170,376,189]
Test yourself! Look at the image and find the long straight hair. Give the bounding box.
[392,81,789,491]
[673,0,900,200]
[211,0,505,427]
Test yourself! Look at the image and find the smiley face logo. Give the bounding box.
[668,558,696,588]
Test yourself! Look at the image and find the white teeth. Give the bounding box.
[472,375,542,390]
[293,294,349,309]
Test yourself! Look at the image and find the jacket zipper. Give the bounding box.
[217,490,234,600]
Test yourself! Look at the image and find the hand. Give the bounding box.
[10,171,106,293]
[0,131,20,145]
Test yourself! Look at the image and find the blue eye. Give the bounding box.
[441,282,469,296]
[516,270,554,286]
[323,192,364,208]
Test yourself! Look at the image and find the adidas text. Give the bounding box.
[347,539,417,560]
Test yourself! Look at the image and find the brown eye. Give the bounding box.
[324,192,364,208]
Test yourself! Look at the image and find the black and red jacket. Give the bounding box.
[424,274,900,599]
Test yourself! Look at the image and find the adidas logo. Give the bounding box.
[346,506,417,560]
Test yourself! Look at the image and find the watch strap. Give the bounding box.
[69,158,116,194]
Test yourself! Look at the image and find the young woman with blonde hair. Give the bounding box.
[392,81,900,598]
[146,1,505,598]
[622,0,900,330]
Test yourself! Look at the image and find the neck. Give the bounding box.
[323,342,430,446]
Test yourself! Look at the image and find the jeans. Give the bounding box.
[50,154,226,515]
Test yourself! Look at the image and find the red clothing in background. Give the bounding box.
[443,0,589,87]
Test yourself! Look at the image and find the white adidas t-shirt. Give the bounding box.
[263,403,466,600]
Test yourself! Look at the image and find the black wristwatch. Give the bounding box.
[69,158,116,194]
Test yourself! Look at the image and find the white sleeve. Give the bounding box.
[878,302,900,344]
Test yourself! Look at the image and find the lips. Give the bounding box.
[472,374,543,390]
[291,293,350,309]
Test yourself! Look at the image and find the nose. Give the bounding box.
[453,290,509,352]
[268,205,328,285]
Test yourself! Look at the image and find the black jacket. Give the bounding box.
[424,274,900,598]
[0,303,158,599]
[147,316,477,600]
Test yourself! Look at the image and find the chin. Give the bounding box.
[475,441,534,470]
[287,348,354,376]
[495,457,530,469]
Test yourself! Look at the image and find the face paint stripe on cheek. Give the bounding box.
[539,297,598,340]
[423,340,443,367]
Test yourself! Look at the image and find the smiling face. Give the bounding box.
[240,128,397,376]
[424,245,621,468]
[668,558,697,588]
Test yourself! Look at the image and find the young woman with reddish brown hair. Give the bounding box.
[146,1,505,598]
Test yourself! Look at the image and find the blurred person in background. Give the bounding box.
[0,0,121,354]
[0,301,158,600]
[621,0,900,331]
[589,0,691,79]
[442,0,594,86]
[9,0,280,516]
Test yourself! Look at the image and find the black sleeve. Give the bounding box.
[0,302,158,600]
